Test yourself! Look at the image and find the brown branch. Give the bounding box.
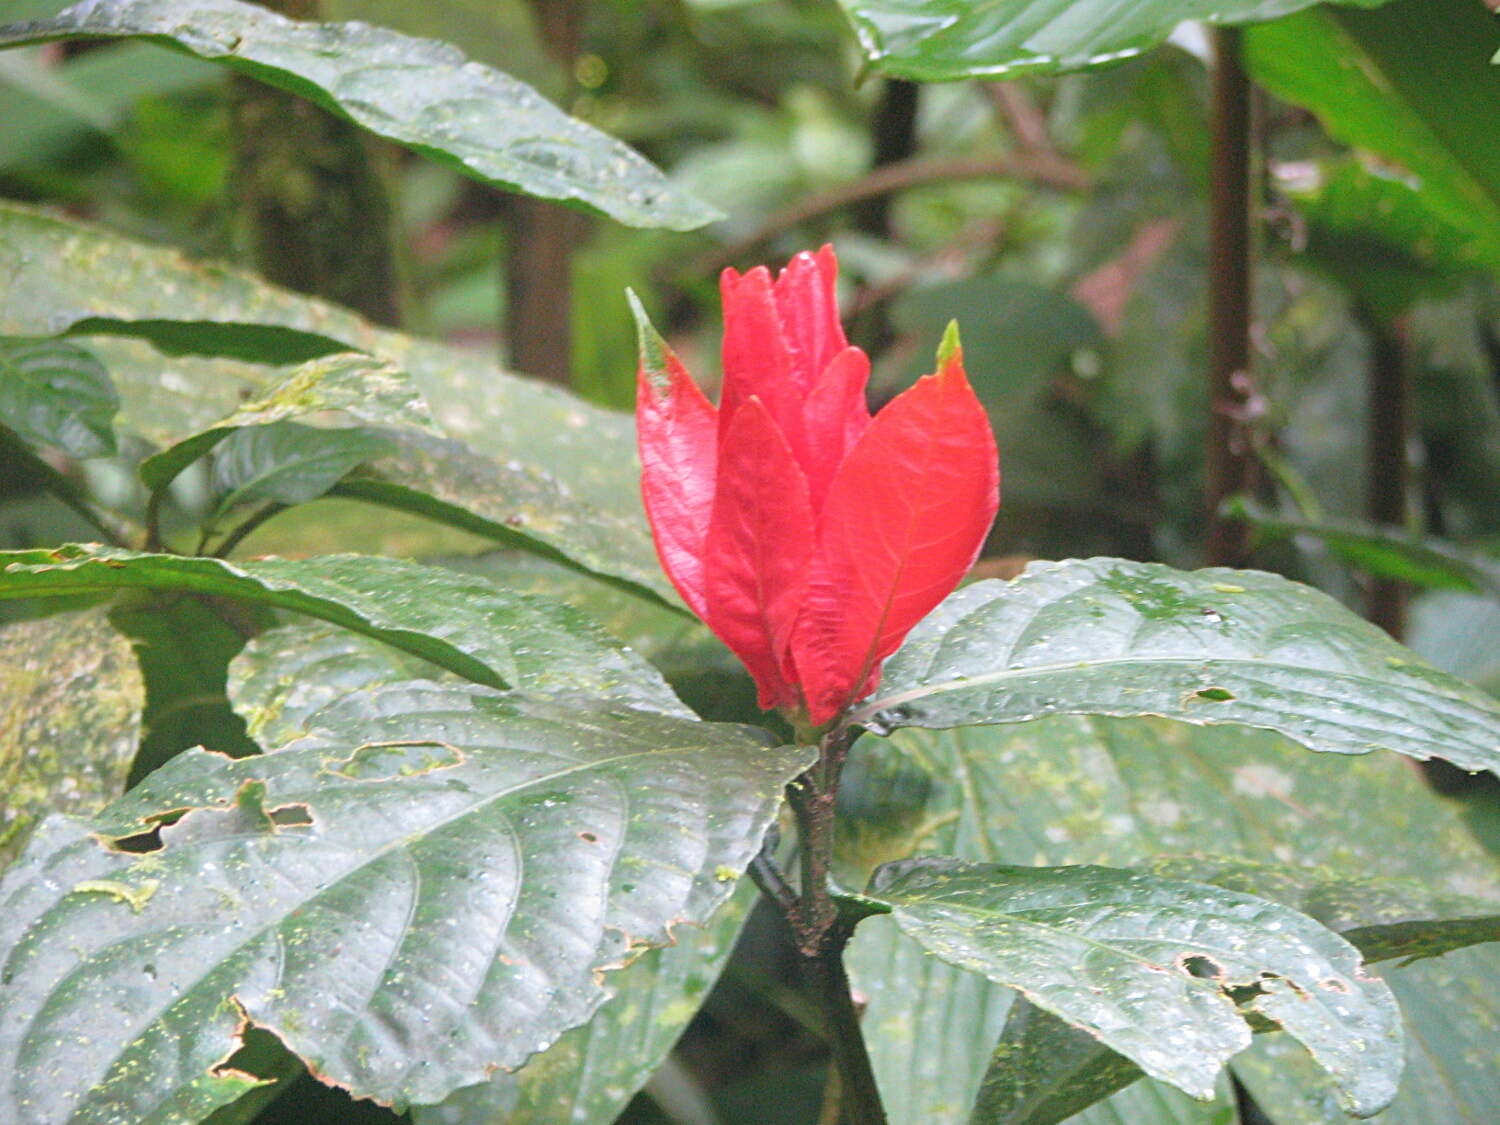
[1204,27,1259,567]
[688,153,1088,278]
[984,81,1052,155]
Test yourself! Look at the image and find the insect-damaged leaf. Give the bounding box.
[0,683,811,1120]
[863,857,1401,1113]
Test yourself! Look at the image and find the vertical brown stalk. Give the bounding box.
[230,0,405,326]
[1366,314,1409,637]
[506,0,589,383]
[1204,27,1258,566]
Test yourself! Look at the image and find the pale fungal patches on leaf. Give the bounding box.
[70,877,160,912]
[1231,763,1297,802]
[322,739,465,781]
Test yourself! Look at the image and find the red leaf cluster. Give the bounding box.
[637,247,999,725]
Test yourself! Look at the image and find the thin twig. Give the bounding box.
[687,153,1088,279]
[211,502,287,558]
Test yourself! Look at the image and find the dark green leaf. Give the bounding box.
[228,622,464,748]
[62,318,355,365]
[0,607,141,867]
[109,593,268,785]
[970,999,1147,1125]
[834,0,1389,82]
[1245,0,1500,274]
[335,431,677,609]
[0,546,687,714]
[854,559,1500,775]
[0,0,718,229]
[0,684,809,1119]
[0,201,672,603]
[864,857,1401,1111]
[1226,498,1500,596]
[138,351,439,491]
[0,336,118,457]
[208,421,393,512]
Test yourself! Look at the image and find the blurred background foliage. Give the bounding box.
[3,1,1500,1122]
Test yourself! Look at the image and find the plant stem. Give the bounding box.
[1364,310,1409,637]
[782,725,887,1125]
[1204,26,1258,567]
[211,501,288,559]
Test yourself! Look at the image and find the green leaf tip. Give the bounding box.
[937,320,963,368]
[627,289,671,380]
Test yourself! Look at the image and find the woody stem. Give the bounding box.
[784,725,887,1125]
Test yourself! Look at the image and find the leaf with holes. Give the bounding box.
[837,717,1500,1125]
[0,0,717,229]
[0,546,686,715]
[854,558,1500,775]
[0,336,118,457]
[0,682,809,1121]
[862,857,1401,1112]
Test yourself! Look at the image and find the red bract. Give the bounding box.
[634,246,999,726]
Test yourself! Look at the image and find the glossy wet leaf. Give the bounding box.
[0,201,671,602]
[863,857,1401,1110]
[0,546,686,715]
[1245,0,1500,276]
[0,607,141,868]
[0,0,718,229]
[139,351,440,491]
[839,718,1500,1125]
[0,683,809,1120]
[855,558,1500,775]
[415,878,757,1125]
[834,0,1390,82]
[0,336,118,457]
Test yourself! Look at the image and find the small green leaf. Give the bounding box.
[0,0,719,229]
[856,558,1500,775]
[138,351,439,491]
[0,336,118,457]
[1224,497,1500,596]
[865,857,1402,1113]
[208,421,393,513]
